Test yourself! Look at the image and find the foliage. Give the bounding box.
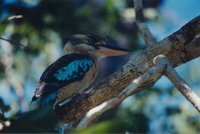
[3,107,59,133]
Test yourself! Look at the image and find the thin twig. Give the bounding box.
[0,37,27,49]
[77,55,167,128]
[133,0,156,46]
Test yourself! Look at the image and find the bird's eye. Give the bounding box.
[88,39,95,43]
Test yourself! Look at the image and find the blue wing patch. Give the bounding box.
[53,58,93,81]
[34,54,94,106]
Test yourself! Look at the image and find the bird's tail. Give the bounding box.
[32,82,60,106]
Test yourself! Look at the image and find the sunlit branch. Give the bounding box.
[163,42,200,112]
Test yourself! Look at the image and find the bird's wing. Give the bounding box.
[32,53,94,106]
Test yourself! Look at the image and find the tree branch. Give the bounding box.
[77,55,168,128]
[0,37,27,49]
[166,64,200,112]
[55,15,200,123]
[133,0,156,46]
[163,39,200,111]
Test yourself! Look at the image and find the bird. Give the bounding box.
[32,34,129,107]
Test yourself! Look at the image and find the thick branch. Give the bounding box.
[78,55,167,128]
[133,0,156,46]
[55,15,200,123]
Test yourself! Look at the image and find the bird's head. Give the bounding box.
[64,34,129,59]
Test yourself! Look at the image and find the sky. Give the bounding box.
[149,0,200,40]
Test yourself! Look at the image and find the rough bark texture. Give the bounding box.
[55,15,200,123]
[77,55,167,128]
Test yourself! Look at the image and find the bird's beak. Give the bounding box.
[98,45,130,56]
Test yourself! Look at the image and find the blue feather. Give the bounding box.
[40,92,57,106]
[53,58,93,81]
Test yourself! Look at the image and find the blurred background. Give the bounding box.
[0,0,200,133]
